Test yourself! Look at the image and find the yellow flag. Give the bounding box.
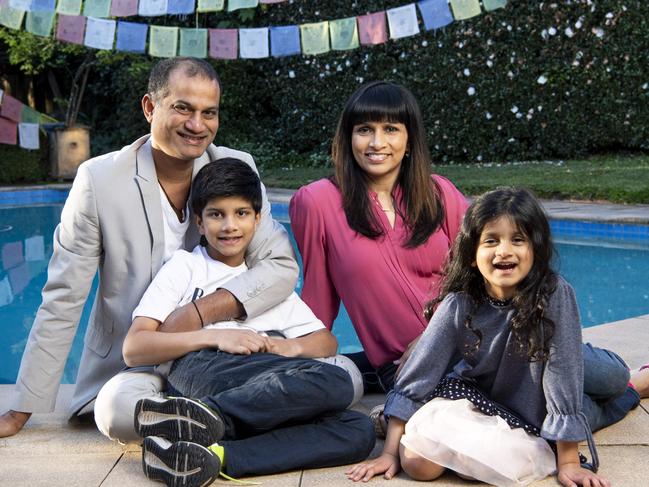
[149,26,179,58]
[300,21,330,56]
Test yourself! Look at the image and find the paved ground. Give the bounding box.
[1,315,648,487]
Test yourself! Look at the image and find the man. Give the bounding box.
[0,57,299,438]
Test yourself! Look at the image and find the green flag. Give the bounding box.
[483,0,507,11]
[330,17,359,51]
[21,105,41,124]
[0,6,25,30]
[25,11,55,37]
[57,0,82,15]
[197,0,223,12]
[83,0,111,18]
[180,28,208,58]
[149,26,179,58]
[450,0,481,20]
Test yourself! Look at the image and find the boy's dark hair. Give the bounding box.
[148,57,221,101]
[191,158,262,217]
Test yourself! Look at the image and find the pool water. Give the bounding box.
[1,200,648,384]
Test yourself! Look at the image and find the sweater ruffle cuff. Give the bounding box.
[383,389,423,423]
[541,411,588,442]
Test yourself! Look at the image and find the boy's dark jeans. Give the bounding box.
[166,350,375,477]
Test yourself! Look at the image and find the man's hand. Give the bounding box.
[0,410,31,437]
[209,329,269,355]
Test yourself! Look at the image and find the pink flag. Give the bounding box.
[209,28,237,60]
[56,14,86,44]
[357,11,387,45]
[110,0,137,16]
[9,262,30,296]
[0,117,17,145]
[0,94,22,122]
[2,241,23,270]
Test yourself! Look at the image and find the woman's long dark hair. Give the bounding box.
[332,81,444,247]
[426,187,557,361]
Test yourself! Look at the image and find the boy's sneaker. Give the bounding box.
[135,396,225,446]
[142,436,220,487]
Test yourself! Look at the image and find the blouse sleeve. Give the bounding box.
[289,184,341,329]
[541,277,590,442]
[384,294,462,422]
[432,175,468,245]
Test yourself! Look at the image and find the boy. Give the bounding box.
[122,159,374,486]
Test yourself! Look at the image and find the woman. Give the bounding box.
[289,81,468,393]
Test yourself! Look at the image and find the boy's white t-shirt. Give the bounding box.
[133,245,325,339]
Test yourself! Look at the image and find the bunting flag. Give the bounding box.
[139,0,167,17]
[387,4,419,40]
[0,117,18,145]
[31,0,54,10]
[270,25,300,57]
[0,276,13,307]
[0,0,7,7]
[168,0,193,15]
[208,28,237,59]
[450,0,481,20]
[109,0,137,17]
[149,25,178,57]
[24,235,45,262]
[1,241,23,269]
[1,94,22,122]
[84,16,115,49]
[56,13,85,44]
[227,0,256,12]
[18,122,40,149]
[21,104,40,123]
[329,16,358,51]
[83,0,110,18]
[483,0,507,11]
[0,5,25,29]
[179,27,207,57]
[418,0,453,30]
[56,0,81,15]
[116,20,147,51]
[25,10,54,36]
[197,0,222,12]
[8,0,30,10]
[239,27,268,58]
[260,0,284,3]
[300,21,329,56]
[357,11,387,45]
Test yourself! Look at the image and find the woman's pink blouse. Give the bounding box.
[289,176,468,368]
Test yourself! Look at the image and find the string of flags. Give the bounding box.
[0,0,508,59]
[0,89,57,149]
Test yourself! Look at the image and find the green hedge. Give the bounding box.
[2,0,648,176]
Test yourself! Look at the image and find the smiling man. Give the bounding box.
[0,58,299,439]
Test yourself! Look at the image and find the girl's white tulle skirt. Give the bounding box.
[400,398,556,487]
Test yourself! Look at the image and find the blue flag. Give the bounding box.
[30,0,55,11]
[116,21,147,53]
[167,0,193,14]
[418,0,454,30]
[270,25,300,57]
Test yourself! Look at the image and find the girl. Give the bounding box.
[348,187,617,487]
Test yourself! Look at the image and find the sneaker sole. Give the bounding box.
[135,397,225,446]
[142,437,220,487]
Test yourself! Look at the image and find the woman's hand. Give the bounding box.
[557,463,611,487]
[346,452,401,482]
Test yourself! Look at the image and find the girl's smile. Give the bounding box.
[474,216,534,300]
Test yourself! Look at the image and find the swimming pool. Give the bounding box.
[1,191,648,384]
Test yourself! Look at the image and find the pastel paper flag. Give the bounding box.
[83,0,110,18]
[270,25,300,57]
[0,94,22,122]
[418,0,454,30]
[24,235,45,262]
[2,241,23,269]
[260,0,283,3]
[239,27,268,59]
[149,25,178,57]
[450,0,481,20]
[0,0,6,8]
[300,21,329,56]
[0,5,25,29]
[138,0,167,17]
[483,0,507,11]
[179,28,207,57]
[25,10,54,36]
[56,13,85,43]
[30,0,55,11]
[110,0,137,16]
[208,28,237,59]
[18,123,39,150]
[84,16,115,50]
[21,105,40,123]
[0,276,13,307]
[197,0,222,12]
[56,0,81,15]
[227,0,256,12]
[8,0,30,10]
[329,16,358,51]
[387,4,420,40]
[116,21,147,52]
[357,12,387,45]
[168,0,193,14]
[0,117,17,145]
[9,263,30,296]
